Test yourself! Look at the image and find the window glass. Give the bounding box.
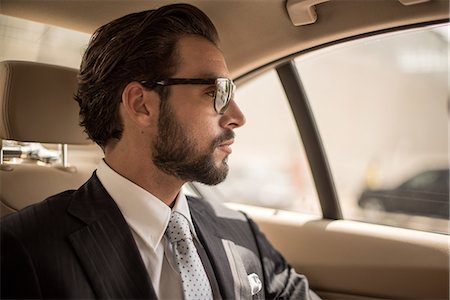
[203,70,321,217]
[296,24,449,233]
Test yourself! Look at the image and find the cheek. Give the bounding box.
[170,98,221,147]
[185,118,221,148]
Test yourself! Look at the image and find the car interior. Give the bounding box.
[1,0,449,299]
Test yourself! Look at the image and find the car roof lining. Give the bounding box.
[235,18,448,84]
[1,0,448,78]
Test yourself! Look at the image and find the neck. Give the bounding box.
[104,142,184,207]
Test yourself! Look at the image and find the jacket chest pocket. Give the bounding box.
[222,239,263,300]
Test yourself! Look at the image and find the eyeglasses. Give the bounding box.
[140,78,235,114]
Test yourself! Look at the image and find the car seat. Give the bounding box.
[0,60,102,217]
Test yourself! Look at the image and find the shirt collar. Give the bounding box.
[96,159,196,251]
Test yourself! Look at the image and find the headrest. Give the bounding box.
[0,61,91,145]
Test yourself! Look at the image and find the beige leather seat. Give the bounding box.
[0,60,101,217]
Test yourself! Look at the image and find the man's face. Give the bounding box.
[151,35,246,184]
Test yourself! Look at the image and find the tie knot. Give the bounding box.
[166,211,192,243]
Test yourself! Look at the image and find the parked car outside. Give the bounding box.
[358,169,449,218]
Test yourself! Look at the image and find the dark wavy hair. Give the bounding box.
[75,4,219,147]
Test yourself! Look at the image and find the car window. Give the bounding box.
[208,70,322,217]
[295,24,449,234]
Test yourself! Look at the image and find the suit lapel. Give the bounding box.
[189,197,266,300]
[188,197,238,300]
[67,173,156,299]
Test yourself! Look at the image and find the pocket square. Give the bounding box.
[247,273,262,295]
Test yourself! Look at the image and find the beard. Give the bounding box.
[152,100,234,185]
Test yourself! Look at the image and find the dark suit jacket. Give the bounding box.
[1,173,317,299]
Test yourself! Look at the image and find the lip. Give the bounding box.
[217,139,234,154]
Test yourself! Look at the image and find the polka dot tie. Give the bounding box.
[166,211,213,300]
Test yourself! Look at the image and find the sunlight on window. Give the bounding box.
[296,24,449,234]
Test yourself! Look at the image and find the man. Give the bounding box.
[1,4,320,299]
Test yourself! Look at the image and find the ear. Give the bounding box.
[121,81,156,127]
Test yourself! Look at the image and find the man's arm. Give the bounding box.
[245,216,321,300]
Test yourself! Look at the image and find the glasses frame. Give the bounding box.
[140,77,235,114]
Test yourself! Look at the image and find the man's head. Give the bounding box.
[75,4,219,147]
[75,4,245,185]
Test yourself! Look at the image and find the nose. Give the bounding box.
[220,99,246,129]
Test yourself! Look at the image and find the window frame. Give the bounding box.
[228,19,449,222]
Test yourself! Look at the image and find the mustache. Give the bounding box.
[212,129,235,148]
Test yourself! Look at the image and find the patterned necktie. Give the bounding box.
[166,211,213,300]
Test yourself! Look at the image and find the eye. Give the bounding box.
[205,90,216,98]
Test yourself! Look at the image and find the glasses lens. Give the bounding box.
[215,78,234,114]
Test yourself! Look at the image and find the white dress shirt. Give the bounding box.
[96,160,202,299]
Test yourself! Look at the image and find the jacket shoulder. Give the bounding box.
[1,189,77,235]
